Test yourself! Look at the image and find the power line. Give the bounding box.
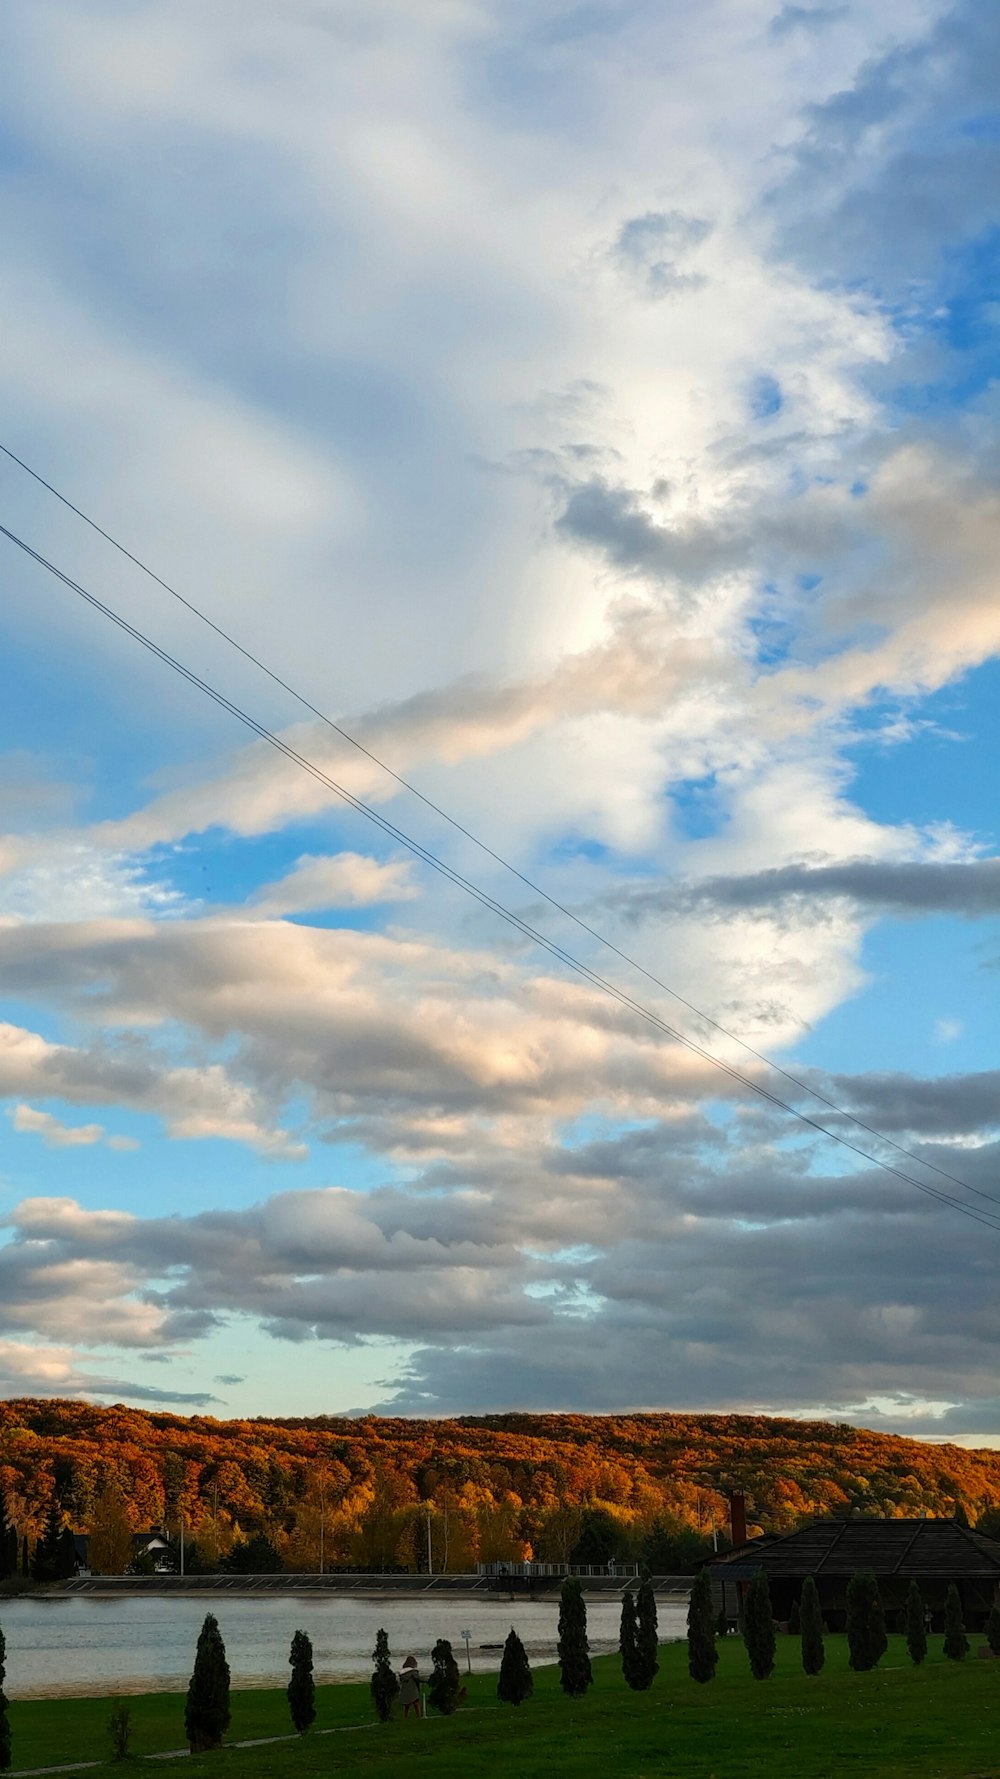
[0,440,987,1208]
[3,515,1000,1235]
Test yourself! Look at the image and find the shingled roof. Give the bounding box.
[706,1518,1000,1580]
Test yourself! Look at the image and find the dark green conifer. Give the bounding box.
[846,1572,887,1671]
[184,1613,231,1752]
[287,1629,316,1734]
[942,1583,969,1661]
[31,1499,66,1583]
[557,1576,593,1696]
[635,1575,659,1689]
[370,1628,399,1722]
[0,1623,11,1772]
[427,1638,461,1715]
[715,1608,728,1638]
[743,1569,776,1680]
[787,1599,800,1634]
[799,1576,824,1676]
[986,1602,1000,1658]
[619,1588,641,1689]
[497,1627,533,1705]
[905,1580,927,1666]
[686,1569,717,1683]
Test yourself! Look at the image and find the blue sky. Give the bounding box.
[0,0,999,1440]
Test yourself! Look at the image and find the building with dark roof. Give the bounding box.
[705,1518,1000,1631]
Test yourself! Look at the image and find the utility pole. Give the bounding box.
[180,1514,185,1578]
[426,1508,433,1577]
[319,1481,325,1577]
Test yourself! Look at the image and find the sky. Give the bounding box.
[0,0,999,1440]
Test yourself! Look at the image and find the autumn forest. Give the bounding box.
[3,1399,1000,1577]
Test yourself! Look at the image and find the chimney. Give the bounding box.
[729,1490,747,1548]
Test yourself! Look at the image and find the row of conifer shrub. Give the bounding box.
[685,1566,1000,1681]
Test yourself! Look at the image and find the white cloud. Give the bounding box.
[9,1102,138,1151]
[249,851,416,916]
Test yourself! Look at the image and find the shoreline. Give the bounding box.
[7,1576,691,1602]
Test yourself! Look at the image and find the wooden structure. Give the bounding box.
[705,1518,1000,1631]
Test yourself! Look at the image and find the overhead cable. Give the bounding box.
[0,440,987,1205]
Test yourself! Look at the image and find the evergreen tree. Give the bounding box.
[221,1533,283,1573]
[635,1575,659,1690]
[905,1580,927,1666]
[427,1638,461,1715]
[184,1613,231,1753]
[557,1576,593,1696]
[370,1628,399,1722]
[799,1576,824,1676]
[686,1569,717,1683]
[31,1500,67,1583]
[715,1609,728,1638]
[942,1584,969,1661]
[619,1589,641,1689]
[287,1630,316,1734]
[0,1622,11,1773]
[743,1569,776,1680]
[497,1627,533,1705]
[987,1602,1000,1659]
[787,1599,800,1635]
[846,1572,887,1672]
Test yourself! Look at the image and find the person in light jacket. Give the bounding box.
[399,1654,422,1718]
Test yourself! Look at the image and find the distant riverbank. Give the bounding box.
[42,1570,692,1599]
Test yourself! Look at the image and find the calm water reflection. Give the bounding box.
[1,1593,688,1699]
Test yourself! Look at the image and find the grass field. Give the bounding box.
[8,1634,1000,1778]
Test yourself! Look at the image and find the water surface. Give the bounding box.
[1,1593,688,1699]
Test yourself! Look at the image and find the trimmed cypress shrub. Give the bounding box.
[557,1576,593,1696]
[846,1572,887,1671]
[428,1638,461,1715]
[743,1570,776,1680]
[0,1622,11,1773]
[497,1627,533,1705]
[905,1580,927,1666]
[370,1628,399,1722]
[287,1629,316,1734]
[715,1609,728,1638]
[943,1584,969,1661]
[619,1588,641,1689]
[184,1613,231,1753]
[686,1569,718,1683]
[787,1599,800,1635]
[799,1576,824,1676]
[636,1576,659,1690]
[987,1602,1000,1658]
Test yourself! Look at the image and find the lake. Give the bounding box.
[0,1593,689,1699]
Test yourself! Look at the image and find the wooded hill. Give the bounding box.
[2,1398,999,1573]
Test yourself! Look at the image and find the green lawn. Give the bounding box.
[8,1635,1000,1778]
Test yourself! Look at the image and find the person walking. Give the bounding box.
[399,1654,423,1719]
